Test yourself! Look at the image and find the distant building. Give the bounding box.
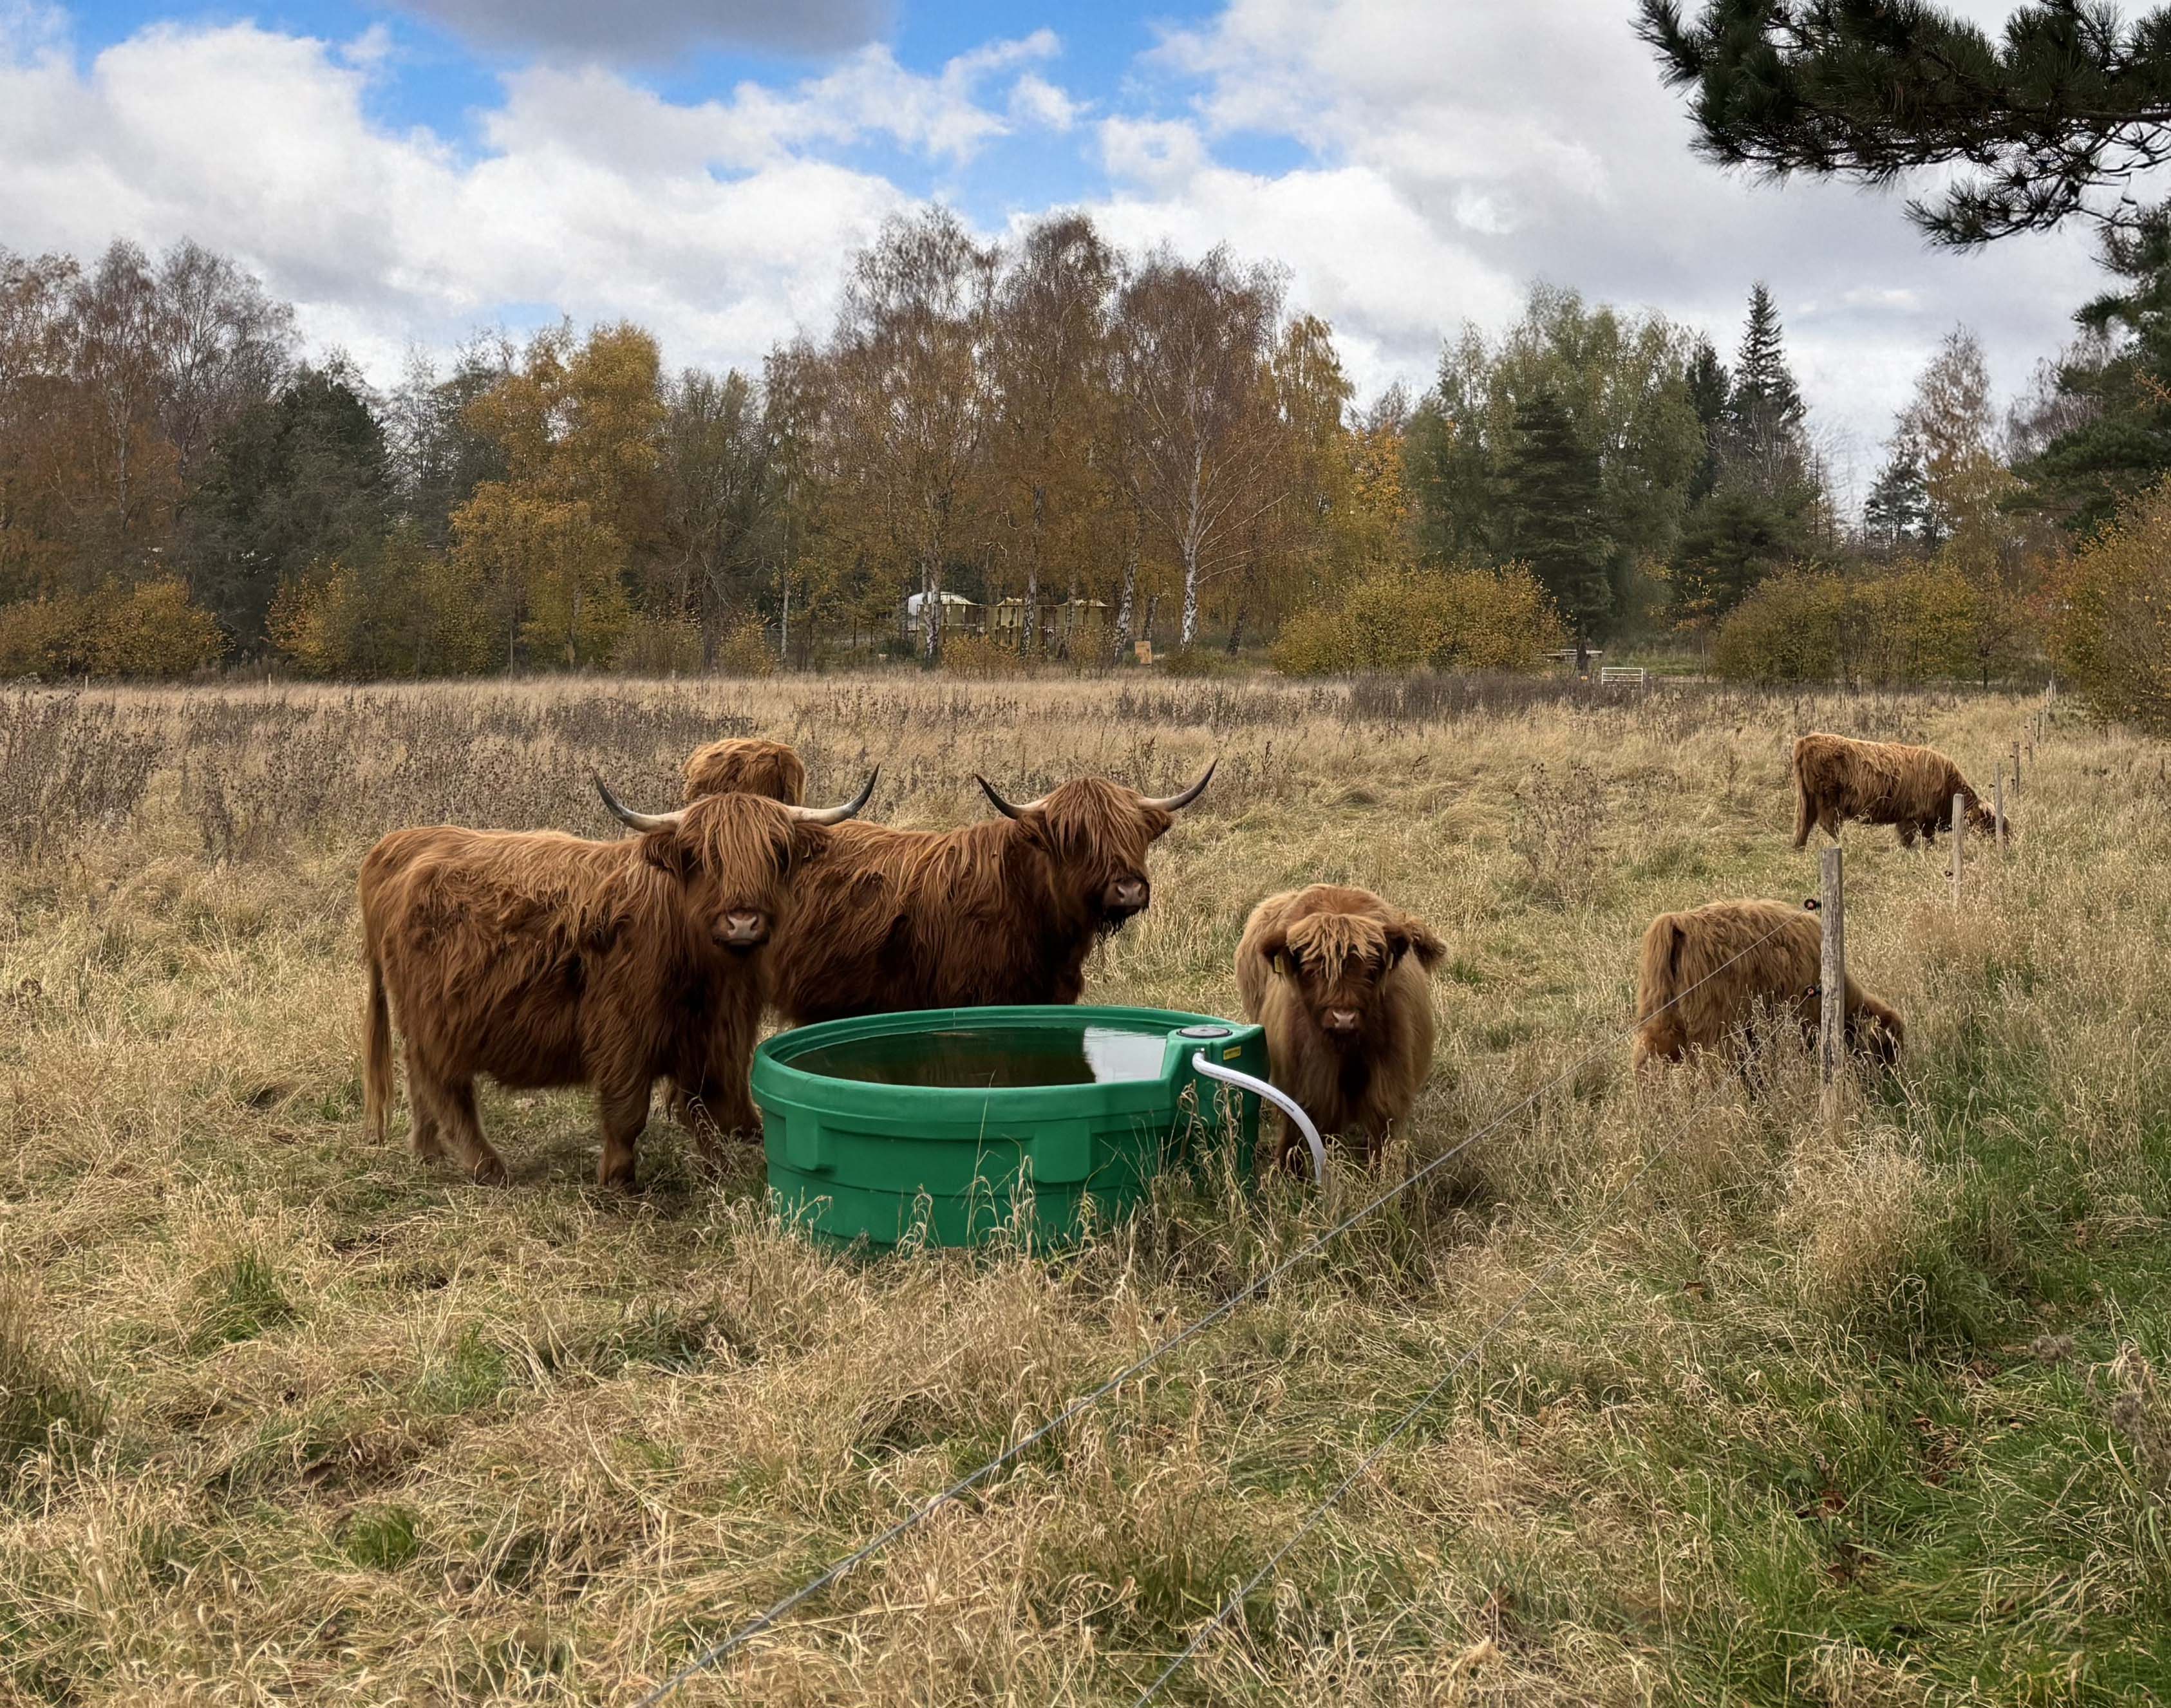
[901,590,986,637]
[990,597,1111,637]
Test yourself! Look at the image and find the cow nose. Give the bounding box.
[1322,1008,1360,1035]
[1107,877,1149,914]
[717,910,769,950]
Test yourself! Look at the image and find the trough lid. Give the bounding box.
[1177,1024,1232,1039]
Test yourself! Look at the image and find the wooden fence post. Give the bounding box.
[1951,790,1966,905]
[1995,767,2006,853]
[2011,740,2022,795]
[1819,846,1847,1131]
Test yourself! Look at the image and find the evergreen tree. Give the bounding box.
[1639,1,2171,247]
[183,364,390,650]
[1500,386,1610,635]
[1862,441,1934,553]
[1727,283,1805,431]
[1684,334,1729,503]
[2012,205,2171,532]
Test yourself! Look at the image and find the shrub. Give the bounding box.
[713,618,776,677]
[939,633,1029,678]
[1711,572,1845,683]
[1273,563,1566,676]
[612,614,704,676]
[2057,480,2171,733]
[1715,563,1997,687]
[0,578,225,680]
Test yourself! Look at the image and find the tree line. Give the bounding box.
[1,203,2160,684]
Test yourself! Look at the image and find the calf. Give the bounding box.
[1235,885,1445,1164]
[1631,897,1904,1071]
[1793,731,1999,848]
[361,778,870,1188]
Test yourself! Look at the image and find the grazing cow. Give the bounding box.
[1792,731,2000,849]
[734,764,1214,1025]
[361,777,872,1188]
[1235,885,1445,1164]
[682,737,805,806]
[1631,897,1904,1071]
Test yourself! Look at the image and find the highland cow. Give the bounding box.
[361,778,872,1188]
[1792,731,1999,849]
[726,764,1214,1026]
[1236,885,1445,1164]
[682,737,806,806]
[1631,897,1904,1071]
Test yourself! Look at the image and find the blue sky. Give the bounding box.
[6,0,2105,485]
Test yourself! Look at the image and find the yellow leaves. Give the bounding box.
[1272,563,1565,675]
[2056,478,2171,732]
[0,577,223,679]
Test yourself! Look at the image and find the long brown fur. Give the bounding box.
[1236,885,1445,1164]
[360,793,827,1188]
[768,776,1194,1025]
[1792,731,2000,849]
[682,737,805,805]
[1631,897,1904,1070]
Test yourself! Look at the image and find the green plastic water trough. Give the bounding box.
[751,1004,1325,1251]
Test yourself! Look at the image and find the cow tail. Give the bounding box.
[364,941,393,1146]
[1636,916,1681,1026]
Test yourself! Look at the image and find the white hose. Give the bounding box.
[1190,1053,1328,1185]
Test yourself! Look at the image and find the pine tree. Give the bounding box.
[1500,386,1609,636]
[1862,441,1933,554]
[1683,334,1729,503]
[1640,2,2171,249]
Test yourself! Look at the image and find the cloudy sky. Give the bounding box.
[4,0,2107,490]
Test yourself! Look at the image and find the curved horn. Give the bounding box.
[976,774,1050,820]
[1143,760,1216,813]
[788,767,879,825]
[594,773,684,834]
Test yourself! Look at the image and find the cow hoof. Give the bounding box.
[471,1156,510,1187]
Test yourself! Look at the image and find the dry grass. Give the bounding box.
[2,671,2167,1704]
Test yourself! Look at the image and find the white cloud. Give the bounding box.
[0,18,1079,382]
[1009,71,1080,133]
[1118,0,2104,462]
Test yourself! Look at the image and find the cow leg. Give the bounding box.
[401,1042,448,1164]
[436,1076,509,1186]
[596,1079,651,1190]
[1897,821,1917,848]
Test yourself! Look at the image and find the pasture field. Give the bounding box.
[3,673,2168,1706]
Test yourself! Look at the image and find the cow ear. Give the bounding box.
[1256,925,1293,976]
[1386,915,1446,971]
[640,825,693,878]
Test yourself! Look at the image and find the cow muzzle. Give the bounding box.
[715,910,771,952]
[1321,1008,1362,1038]
[1102,876,1150,919]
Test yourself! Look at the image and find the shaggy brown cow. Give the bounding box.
[1236,885,1445,1164]
[1631,897,1904,1071]
[1792,731,1999,849]
[730,764,1214,1025]
[682,737,805,805]
[361,778,872,1188]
